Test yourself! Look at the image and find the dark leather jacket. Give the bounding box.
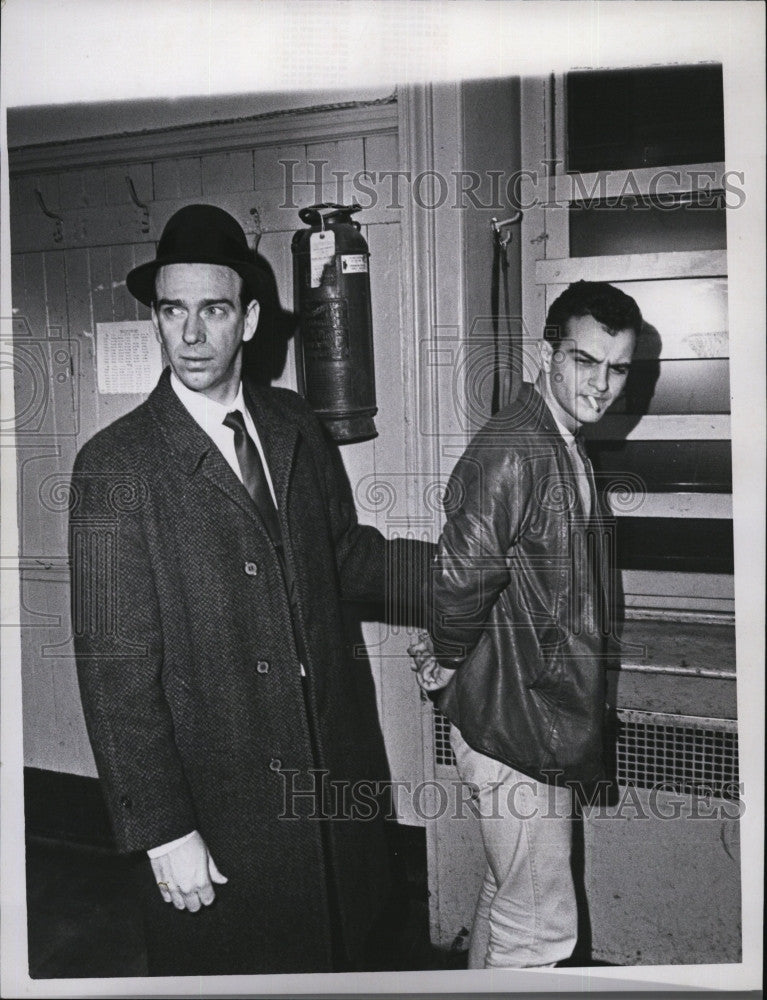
[431,382,615,786]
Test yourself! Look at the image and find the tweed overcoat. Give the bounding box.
[70,369,424,975]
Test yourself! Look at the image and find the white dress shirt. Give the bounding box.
[169,372,277,506]
[550,414,592,521]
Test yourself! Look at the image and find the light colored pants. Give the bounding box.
[451,725,578,968]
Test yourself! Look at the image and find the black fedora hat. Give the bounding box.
[126,204,268,307]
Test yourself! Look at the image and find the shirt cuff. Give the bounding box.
[147,830,197,859]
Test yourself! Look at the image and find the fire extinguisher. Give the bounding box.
[291,203,377,443]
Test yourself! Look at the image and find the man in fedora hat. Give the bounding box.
[70,204,430,975]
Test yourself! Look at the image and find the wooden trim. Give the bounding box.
[399,83,458,829]
[9,101,399,174]
[553,162,729,204]
[552,74,568,179]
[545,75,569,261]
[534,74,570,260]
[616,620,736,674]
[536,250,727,285]
[592,414,731,441]
[399,84,468,475]
[615,707,737,726]
[622,569,734,598]
[618,660,736,678]
[609,492,733,520]
[398,83,436,491]
[519,78,549,370]
[398,80,469,828]
[624,606,735,625]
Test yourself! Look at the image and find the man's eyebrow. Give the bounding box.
[155,297,236,308]
[200,298,236,307]
[566,347,630,367]
[566,348,601,363]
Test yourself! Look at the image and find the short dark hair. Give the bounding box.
[544,281,642,345]
[151,270,255,312]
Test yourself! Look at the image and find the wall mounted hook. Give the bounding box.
[125,176,150,234]
[250,207,263,251]
[491,210,523,249]
[34,189,64,243]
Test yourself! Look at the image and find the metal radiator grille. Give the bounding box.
[433,707,739,799]
[611,709,739,800]
[433,708,454,766]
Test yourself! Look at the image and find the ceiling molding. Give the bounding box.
[10,100,399,175]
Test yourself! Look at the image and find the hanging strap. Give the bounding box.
[491,236,503,415]
[490,213,522,415]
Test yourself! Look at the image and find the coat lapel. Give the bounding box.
[146,370,268,530]
[146,370,301,534]
[242,380,300,517]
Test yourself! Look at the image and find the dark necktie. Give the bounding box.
[223,409,281,544]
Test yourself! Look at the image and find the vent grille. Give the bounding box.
[433,707,739,799]
[610,709,739,800]
[433,708,454,767]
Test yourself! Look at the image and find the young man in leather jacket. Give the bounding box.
[410,281,642,968]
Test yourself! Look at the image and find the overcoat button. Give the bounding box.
[119,795,133,809]
[244,561,259,576]
[256,660,270,674]
[269,758,282,771]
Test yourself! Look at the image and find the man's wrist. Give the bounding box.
[147,829,198,859]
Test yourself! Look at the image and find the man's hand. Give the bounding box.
[407,632,454,693]
[150,830,227,912]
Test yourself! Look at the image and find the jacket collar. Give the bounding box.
[525,382,593,461]
[526,381,565,439]
[513,381,605,526]
[492,380,564,442]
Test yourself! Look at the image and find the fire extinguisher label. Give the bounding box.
[309,230,336,287]
[340,254,368,274]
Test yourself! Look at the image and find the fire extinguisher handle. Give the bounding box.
[298,203,362,228]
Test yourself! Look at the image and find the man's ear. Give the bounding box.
[150,303,162,344]
[242,300,260,343]
[539,337,554,374]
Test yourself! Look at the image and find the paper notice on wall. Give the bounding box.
[96,321,162,394]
